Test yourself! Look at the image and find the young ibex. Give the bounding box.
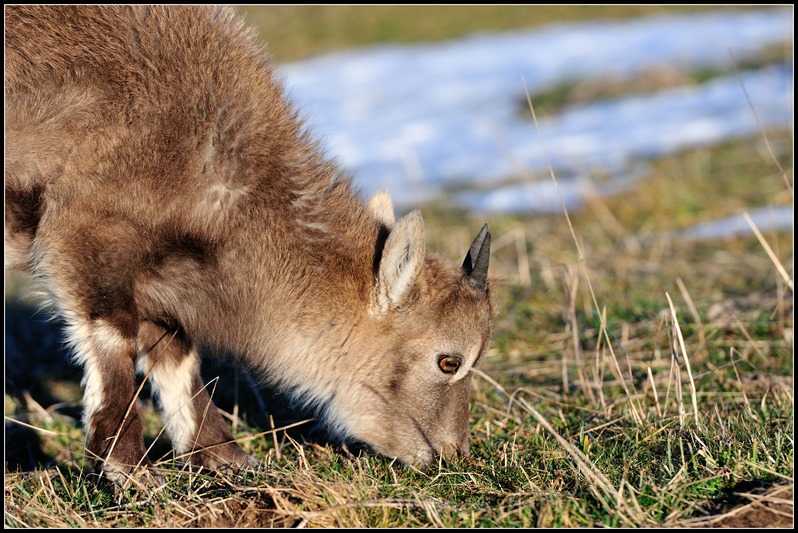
[4,5,493,485]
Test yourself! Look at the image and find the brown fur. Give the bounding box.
[4,5,493,485]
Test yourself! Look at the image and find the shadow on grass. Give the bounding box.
[5,301,80,472]
[691,479,793,528]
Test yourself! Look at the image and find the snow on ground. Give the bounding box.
[277,8,793,236]
[677,206,793,241]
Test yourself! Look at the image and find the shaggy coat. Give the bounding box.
[4,5,493,486]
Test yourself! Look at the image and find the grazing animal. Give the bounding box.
[4,5,493,486]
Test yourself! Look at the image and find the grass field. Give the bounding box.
[235,5,769,62]
[4,6,793,528]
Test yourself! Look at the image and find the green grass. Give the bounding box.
[4,5,793,529]
[236,5,771,62]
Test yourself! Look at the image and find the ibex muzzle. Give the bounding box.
[4,5,494,484]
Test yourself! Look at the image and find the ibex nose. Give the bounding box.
[440,437,470,461]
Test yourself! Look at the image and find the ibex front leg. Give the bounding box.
[136,321,255,472]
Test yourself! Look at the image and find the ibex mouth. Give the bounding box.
[408,438,470,466]
[334,434,470,467]
[438,438,470,462]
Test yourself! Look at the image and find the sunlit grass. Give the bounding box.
[236,5,770,62]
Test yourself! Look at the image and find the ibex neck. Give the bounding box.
[214,187,381,375]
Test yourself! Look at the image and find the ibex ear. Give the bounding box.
[366,190,395,227]
[462,224,491,292]
[375,210,425,313]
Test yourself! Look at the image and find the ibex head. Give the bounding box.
[327,197,493,464]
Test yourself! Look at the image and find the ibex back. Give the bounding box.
[4,5,493,486]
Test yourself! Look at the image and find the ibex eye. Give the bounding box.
[437,354,462,374]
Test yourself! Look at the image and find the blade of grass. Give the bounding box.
[743,211,793,292]
[730,49,793,198]
[565,268,596,403]
[666,292,699,427]
[675,277,706,354]
[647,367,662,419]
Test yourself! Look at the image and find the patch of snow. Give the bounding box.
[277,8,793,239]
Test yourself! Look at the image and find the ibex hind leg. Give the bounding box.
[137,321,255,473]
[33,217,162,488]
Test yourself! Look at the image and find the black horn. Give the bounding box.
[462,224,491,291]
